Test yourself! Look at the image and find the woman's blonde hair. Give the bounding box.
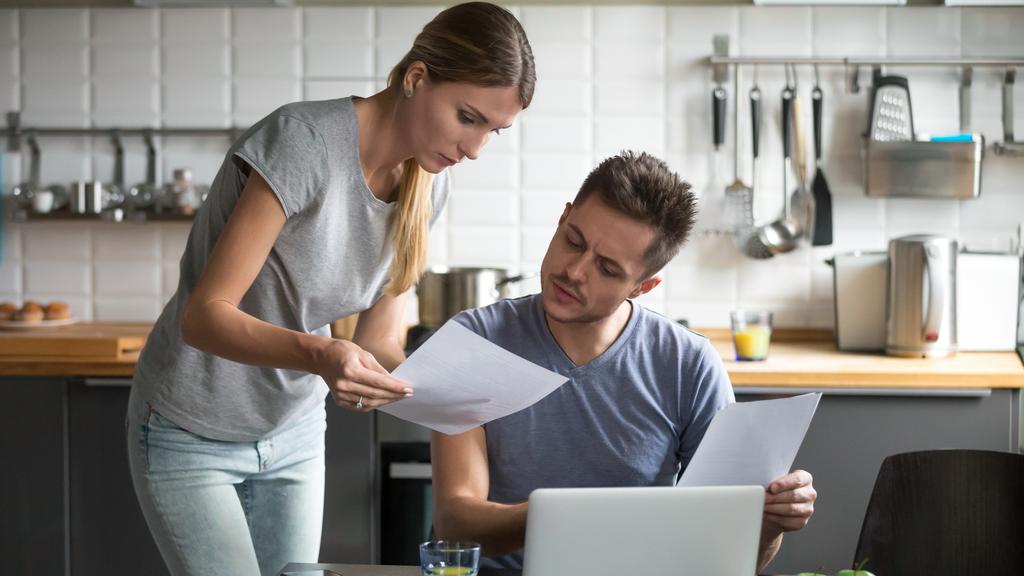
[383,2,536,296]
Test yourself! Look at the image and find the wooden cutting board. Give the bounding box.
[0,322,150,359]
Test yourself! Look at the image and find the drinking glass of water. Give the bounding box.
[419,540,481,576]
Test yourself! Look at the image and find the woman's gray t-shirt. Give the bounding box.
[134,97,450,442]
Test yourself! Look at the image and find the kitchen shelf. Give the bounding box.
[7,207,195,224]
[3,111,243,151]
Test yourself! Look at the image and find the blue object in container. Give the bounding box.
[929,133,977,143]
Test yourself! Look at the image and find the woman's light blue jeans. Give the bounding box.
[126,386,326,576]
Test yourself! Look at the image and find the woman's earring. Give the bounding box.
[404,88,413,98]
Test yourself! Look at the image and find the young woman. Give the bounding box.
[126,3,535,575]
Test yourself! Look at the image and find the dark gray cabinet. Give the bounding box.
[0,375,377,574]
[0,377,68,576]
[67,379,169,576]
[736,387,1021,575]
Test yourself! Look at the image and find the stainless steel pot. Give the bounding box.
[417,267,534,329]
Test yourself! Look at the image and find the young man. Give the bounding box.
[431,151,816,573]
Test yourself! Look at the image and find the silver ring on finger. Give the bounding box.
[355,395,364,409]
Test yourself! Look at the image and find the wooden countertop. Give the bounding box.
[1,323,1022,388]
[0,323,148,377]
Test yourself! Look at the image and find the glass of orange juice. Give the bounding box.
[730,310,773,361]
[419,540,480,576]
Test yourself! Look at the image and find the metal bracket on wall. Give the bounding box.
[960,66,973,134]
[3,111,243,153]
[994,68,1023,156]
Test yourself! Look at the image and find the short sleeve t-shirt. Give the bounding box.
[134,97,450,441]
[453,294,735,569]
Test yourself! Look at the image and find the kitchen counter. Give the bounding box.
[0,323,147,377]
[1,323,1022,387]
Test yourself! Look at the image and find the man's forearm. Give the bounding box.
[757,531,783,573]
[434,496,528,557]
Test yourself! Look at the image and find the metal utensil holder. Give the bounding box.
[863,137,984,199]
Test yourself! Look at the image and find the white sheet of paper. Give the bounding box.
[379,320,569,435]
[677,392,821,488]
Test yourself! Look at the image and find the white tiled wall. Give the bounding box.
[1,5,1022,325]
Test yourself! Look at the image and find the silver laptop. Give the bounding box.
[522,485,764,576]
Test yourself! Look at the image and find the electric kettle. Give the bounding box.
[886,235,958,358]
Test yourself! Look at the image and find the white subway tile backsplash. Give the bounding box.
[595,118,665,155]
[94,227,160,260]
[162,78,230,128]
[595,43,664,79]
[161,223,191,261]
[303,7,372,42]
[232,8,300,43]
[93,45,158,78]
[526,79,591,116]
[0,261,20,294]
[0,10,17,44]
[24,261,91,295]
[23,224,91,260]
[93,80,160,127]
[376,6,443,42]
[521,154,592,192]
[23,45,87,81]
[94,261,160,296]
[667,7,738,50]
[91,9,158,43]
[162,261,180,296]
[448,226,517,267]
[962,8,1024,58]
[665,265,738,302]
[0,45,16,80]
[812,7,885,58]
[3,5,1021,328]
[375,40,411,79]
[522,190,573,226]
[521,6,591,43]
[887,7,961,57]
[520,227,551,266]
[21,9,87,45]
[450,154,517,189]
[531,42,591,80]
[595,6,665,42]
[596,81,665,116]
[304,80,374,101]
[427,223,448,266]
[2,225,21,262]
[522,117,590,154]
[449,189,518,227]
[738,260,812,302]
[161,139,229,188]
[738,7,813,57]
[163,45,230,78]
[885,198,960,238]
[304,42,373,78]
[161,8,229,43]
[234,44,300,78]
[94,296,162,322]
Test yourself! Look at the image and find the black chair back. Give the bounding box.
[854,449,1024,575]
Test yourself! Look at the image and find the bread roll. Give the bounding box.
[45,301,71,320]
[17,302,44,323]
[0,301,16,321]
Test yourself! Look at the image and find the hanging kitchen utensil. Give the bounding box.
[867,73,914,142]
[994,68,1023,156]
[723,64,753,232]
[127,131,159,210]
[738,79,771,259]
[788,65,815,244]
[810,66,833,246]
[744,71,801,257]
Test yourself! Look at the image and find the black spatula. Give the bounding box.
[810,79,833,246]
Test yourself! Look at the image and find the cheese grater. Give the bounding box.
[868,75,914,142]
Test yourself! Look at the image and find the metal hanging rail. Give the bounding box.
[709,56,1024,67]
[4,111,242,151]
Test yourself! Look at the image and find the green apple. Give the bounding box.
[795,572,827,576]
[834,571,874,576]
